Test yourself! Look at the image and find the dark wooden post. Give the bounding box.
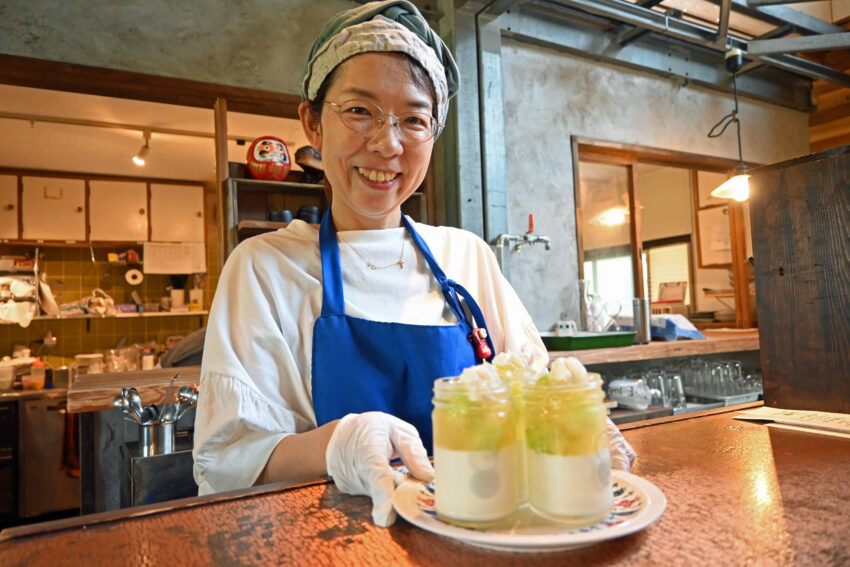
[748,146,849,413]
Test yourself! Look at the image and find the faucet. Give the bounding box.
[492,214,552,281]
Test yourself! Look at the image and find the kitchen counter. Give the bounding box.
[549,329,759,365]
[2,406,847,566]
[67,367,200,413]
[0,389,68,402]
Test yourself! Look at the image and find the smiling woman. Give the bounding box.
[193,0,635,530]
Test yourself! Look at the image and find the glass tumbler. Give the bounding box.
[523,372,612,527]
[432,377,518,527]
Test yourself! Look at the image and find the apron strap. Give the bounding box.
[318,209,345,316]
[401,216,495,362]
[400,215,466,322]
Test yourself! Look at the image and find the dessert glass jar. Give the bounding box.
[523,372,612,526]
[432,376,518,527]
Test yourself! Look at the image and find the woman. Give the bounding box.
[194,0,634,527]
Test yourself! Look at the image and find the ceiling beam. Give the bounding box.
[747,0,826,5]
[748,32,850,55]
[542,0,850,87]
[484,0,523,15]
[752,23,795,40]
[501,2,813,110]
[717,0,732,47]
[704,0,844,35]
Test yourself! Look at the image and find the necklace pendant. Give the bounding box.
[368,263,377,270]
[397,260,405,269]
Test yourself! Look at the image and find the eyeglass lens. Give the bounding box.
[329,100,439,143]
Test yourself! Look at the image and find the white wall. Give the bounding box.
[500,39,810,331]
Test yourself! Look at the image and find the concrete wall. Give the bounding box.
[500,39,810,332]
[0,0,352,95]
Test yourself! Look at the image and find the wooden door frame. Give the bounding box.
[571,136,757,327]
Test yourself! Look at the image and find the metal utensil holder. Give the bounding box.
[139,421,176,457]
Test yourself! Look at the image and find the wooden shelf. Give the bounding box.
[28,311,208,321]
[237,220,306,238]
[704,291,735,298]
[549,329,759,365]
[229,178,324,194]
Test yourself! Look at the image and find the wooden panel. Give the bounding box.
[88,180,148,241]
[21,176,86,241]
[0,54,301,119]
[0,174,18,240]
[548,329,759,365]
[150,184,205,242]
[67,367,200,413]
[3,411,849,565]
[749,147,850,414]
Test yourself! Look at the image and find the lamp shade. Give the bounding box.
[132,144,150,166]
[711,165,749,202]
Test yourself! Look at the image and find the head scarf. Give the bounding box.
[301,0,460,123]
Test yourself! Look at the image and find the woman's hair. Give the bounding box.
[307,53,438,125]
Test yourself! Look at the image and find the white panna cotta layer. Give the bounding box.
[527,448,613,520]
[434,444,518,523]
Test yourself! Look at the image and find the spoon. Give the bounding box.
[159,374,179,424]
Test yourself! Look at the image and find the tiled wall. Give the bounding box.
[0,186,220,364]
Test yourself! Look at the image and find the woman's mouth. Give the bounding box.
[357,167,399,184]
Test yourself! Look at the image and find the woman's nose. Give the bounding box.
[366,117,404,155]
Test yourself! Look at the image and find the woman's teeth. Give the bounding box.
[358,167,397,183]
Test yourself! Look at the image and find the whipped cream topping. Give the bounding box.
[547,356,589,386]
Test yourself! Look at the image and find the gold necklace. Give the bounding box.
[343,236,406,270]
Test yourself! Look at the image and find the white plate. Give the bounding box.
[392,470,666,553]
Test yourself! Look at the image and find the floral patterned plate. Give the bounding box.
[392,470,666,553]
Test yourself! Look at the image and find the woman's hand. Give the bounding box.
[326,412,434,527]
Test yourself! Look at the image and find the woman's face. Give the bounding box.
[300,52,435,230]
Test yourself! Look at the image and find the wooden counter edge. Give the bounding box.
[550,329,759,365]
[618,400,763,430]
[0,477,332,543]
[67,367,201,413]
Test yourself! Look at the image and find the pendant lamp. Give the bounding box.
[708,49,749,202]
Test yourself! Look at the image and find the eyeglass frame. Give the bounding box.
[323,99,444,143]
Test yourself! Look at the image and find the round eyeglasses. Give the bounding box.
[324,99,443,143]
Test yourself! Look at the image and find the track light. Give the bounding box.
[132,130,150,166]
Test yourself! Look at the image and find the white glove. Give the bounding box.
[325,412,434,527]
[606,418,636,472]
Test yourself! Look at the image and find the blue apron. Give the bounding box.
[311,210,494,452]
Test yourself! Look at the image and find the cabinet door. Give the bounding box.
[21,177,86,241]
[150,184,205,242]
[89,180,148,241]
[0,175,18,240]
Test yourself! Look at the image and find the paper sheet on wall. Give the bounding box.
[709,224,731,251]
[143,242,206,274]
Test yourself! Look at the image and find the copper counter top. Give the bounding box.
[2,408,848,566]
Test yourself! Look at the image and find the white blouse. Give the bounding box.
[193,218,548,495]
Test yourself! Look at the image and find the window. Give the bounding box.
[646,242,691,304]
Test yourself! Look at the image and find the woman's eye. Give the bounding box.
[403,115,430,129]
[344,106,372,117]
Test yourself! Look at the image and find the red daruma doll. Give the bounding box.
[246,136,291,181]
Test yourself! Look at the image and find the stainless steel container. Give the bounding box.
[633,298,652,344]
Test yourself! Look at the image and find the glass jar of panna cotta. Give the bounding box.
[432,376,518,527]
[523,371,613,526]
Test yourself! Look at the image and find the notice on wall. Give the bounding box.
[143,242,206,274]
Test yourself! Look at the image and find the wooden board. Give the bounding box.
[67,367,200,413]
[748,146,850,414]
[548,329,759,365]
